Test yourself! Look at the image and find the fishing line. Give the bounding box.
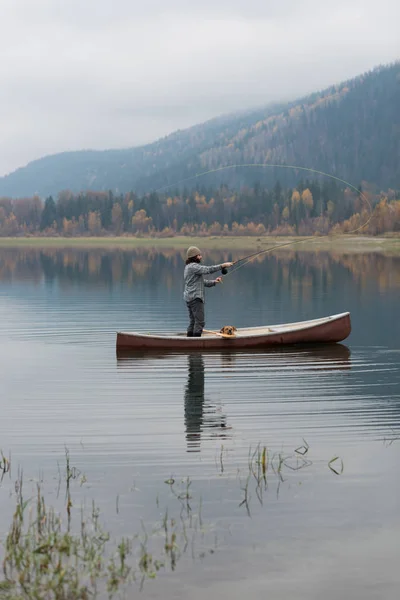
[154,163,373,276]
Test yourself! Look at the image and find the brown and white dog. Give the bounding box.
[220,325,237,336]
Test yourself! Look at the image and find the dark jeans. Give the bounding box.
[186,298,205,337]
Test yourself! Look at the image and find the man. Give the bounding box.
[184,246,233,337]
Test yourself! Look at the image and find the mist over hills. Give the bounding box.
[0,62,399,199]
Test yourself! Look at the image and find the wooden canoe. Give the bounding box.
[116,312,351,351]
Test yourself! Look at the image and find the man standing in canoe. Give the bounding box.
[184,246,233,337]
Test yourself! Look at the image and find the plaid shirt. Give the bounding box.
[183,263,222,303]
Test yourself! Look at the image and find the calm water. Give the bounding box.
[0,246,399,598]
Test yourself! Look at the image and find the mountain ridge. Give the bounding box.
[0,62,399,198]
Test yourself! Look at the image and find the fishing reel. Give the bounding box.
[221,267,228,275]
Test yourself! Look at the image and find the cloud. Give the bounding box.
[0,0,399,175]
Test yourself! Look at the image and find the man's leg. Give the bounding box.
[192,299,205,337]
[187,302,195,337]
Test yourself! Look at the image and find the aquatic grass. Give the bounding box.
[0,484,206,599]
[1,479,112,599]
[295,439,309,456]
[0,457,211,599]
[0,450,11,483]
[0,442,347,597]
[328,456,344,475]
[219,444,225,474]
[383,428,400,446]
[234,441,343,514]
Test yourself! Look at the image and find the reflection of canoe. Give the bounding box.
[116,343,352,372]
[116,312,351,351]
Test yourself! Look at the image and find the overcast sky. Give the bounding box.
[0,0,399,176]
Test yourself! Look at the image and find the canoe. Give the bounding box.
[116,312,351,351]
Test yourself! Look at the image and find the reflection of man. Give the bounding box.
[184,354,231,452]
[184,354,205,452]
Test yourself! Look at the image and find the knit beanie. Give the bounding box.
[186,246,201,259]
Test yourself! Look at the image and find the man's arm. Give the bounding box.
[190,263,222,275]
[205,276,223,287]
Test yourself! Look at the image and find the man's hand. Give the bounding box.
[215,277,223,284]
[222,262,233,268]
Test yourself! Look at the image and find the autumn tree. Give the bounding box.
[301,189,314,212]
[88,211,102,235]
[131,209,153,234]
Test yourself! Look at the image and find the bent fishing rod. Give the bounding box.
[154,162,373,278]
[222,210,370,277]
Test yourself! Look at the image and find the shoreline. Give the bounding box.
[0,235,399,253]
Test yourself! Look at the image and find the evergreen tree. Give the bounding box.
[40,196,57,230]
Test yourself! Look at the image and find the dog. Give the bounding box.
[220,325,237,336]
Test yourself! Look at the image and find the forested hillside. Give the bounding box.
[0,62,399,198]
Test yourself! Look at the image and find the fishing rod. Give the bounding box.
[154,163,373,277]
[224,205,371,277]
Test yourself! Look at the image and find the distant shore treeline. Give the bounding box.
[0,180,399,237]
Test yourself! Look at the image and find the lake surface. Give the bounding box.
[0,246,399,598]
